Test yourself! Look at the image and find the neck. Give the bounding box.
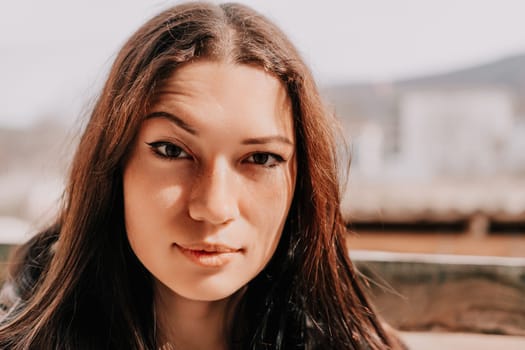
[154,282,244,350]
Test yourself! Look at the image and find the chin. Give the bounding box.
[170,279,247,302]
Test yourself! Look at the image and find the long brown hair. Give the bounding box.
[0,2,400,349]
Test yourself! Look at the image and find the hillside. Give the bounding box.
[400,52,525,89]
[322,52,525,123]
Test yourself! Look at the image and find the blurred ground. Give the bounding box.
[348,232,525,342]
[352,250,525,335]
[346,231,525,257]
[401,332,525,349]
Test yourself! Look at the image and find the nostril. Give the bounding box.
[187,198,239,225]
[187,168,240,224]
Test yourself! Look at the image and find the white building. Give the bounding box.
[398,88,514,180]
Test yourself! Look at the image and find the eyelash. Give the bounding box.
[146,141,191,160]
[145,141,285,168]
[245,152,284,168]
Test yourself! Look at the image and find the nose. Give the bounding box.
[188,160,240,225]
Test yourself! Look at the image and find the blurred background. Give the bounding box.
[1,0,524,348]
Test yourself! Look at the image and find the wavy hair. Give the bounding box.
[0,2,402,349]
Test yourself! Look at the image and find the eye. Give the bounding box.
[245,152,284,167]
[146,141,190,159]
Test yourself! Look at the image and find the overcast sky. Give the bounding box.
[2,0,525,127]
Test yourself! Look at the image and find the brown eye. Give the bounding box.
[252,153,269,164]
[161,144,182,157]
[246,152,284,167]
[146,141,189,159]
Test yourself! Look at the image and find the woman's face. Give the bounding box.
[123,60,296,302]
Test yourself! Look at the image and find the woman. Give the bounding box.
[0,2,405,349]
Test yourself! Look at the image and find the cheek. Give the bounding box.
[242,170,295,268]
[245,183,286,225]
[122,158,187,253]
[123,155,187,219]
[247,162,296,222]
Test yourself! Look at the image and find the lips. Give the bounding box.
[179,243,240,253]
[175,243,242,267]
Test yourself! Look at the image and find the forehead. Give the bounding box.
[149,60,294,139]
[161,60,287,97]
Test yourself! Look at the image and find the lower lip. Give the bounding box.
[176,245,241,268]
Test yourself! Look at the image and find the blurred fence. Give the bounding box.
[352,250,525,336]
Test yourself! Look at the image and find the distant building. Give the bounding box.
[398,88,514,179]
[327,54,525,222]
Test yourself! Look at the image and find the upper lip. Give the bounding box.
[176,243,242,253]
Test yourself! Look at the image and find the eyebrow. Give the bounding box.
[242,136,294,146]
[145,111,198,135]
[145,111,293,146]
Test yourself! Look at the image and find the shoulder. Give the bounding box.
[0,279,20,322]
[0,225,59,321]
[382,322,410,350]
